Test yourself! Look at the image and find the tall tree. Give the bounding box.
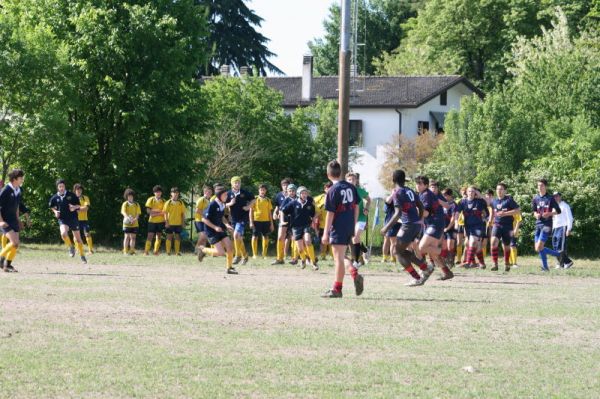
[199,0,282,76]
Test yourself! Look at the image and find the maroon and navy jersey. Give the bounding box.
[532,194,560,227]
[393,186,421,224]
[455,198,488,227]
[444,201,456,228]
[492,196,519,227]
[420,189,444,227]
[325,180,358,233]
[384,189,397,224]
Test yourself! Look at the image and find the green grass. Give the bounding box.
[1,244,599,398]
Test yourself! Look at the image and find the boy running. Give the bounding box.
[321,161,363,298]
[346,172,370,266]
[454,186,488,269]
[49,179,87,264]
[74,183,94,254]
[226,176,255,265]
[0,169,25,272]
[532,179,563,271]
[249,184,273,259]
[163,187,186,256]
[272,183,297,265]
[489,183,520,272]
[197,189,236,274]
[194,185,213,253]
[382,188,401,263]
[144,186,165,255]
[442,188,457,268]
[121,188,141,255]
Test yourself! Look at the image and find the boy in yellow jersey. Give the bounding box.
[197,189,236,274]
[510,211,522,267]
[163,187,186,256]
[313,182,332,260]
[144,185,165,255]
[194,185,213,254]
[121,188,141,254]
[249,184,274,259]
[73,183,94,254]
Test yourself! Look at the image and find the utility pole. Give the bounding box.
[337,0,351,176]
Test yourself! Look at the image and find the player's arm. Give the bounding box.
[68,195,81,212]
[566,204,573,235]
[380,208,400,234]
[0,195,7,228]
[321,211,334,244]
[445,213,456,232]
[249,203,255,227]
[163,203,170,227]
[49,197,61,218]
[363,194,371,215]
[120,203,129,220]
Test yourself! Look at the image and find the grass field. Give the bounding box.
[1,244,599,398]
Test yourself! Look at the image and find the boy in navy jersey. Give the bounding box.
[454,186,488,269]
[197,189,236,274]
[381,170,426,286]
[0,169,25,272]
[271,178,291,264]
[226,176,255,265]
[321,161,362,298]
[49,179,87,264]
[532,179,562,271]
[281,186,317,269]
[490,183,520,272]
[382,188,401,263]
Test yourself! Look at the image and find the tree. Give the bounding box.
[199,0,282,76]
[308,0,422,76]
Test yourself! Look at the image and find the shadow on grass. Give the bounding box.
[360,297,492,304]
[458,280,539,285]
[27,272,142,278]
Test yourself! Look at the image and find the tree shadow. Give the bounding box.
[359,297,492,304]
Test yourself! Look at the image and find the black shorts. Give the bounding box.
[123,227,138,234]
[252,221,271,237]
[457,225,464,234]
[79,221,91,234]
[292,226,312,241]
[386,222,401,238]
[207,231,227,245]
[58,219,79,231]
[492,225,513,246]
[397,223,421,243]
[444,228,456,240]
[194,221,205,234]
[148,222,165,234]
[465,225,485,239]
[1,222,19,234]
[424,224,444,240]
[165,225,183,234]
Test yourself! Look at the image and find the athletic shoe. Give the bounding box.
[321,289,342,298]
[504,264,511,272]
[81,256,87,264]
[176,253,182,257]
[512,263,519,268]
[271,259,284,265]
[252,256,258,260]
[301,260,307,269]
[491,264,498,271]
[554,263,562,269]
[69,246,75,257]
[232,256,241,265]
[241,257,249,265]
[564,261,574,269]
[289,259,298,265]
[420,263,434,284]
[312,264,319,271]
[226,267,238,275]
[405,278,424,287]
[479,264,486,270]
[153,251,160,256]
[437,270,454,280]
[352,260,361,270]
[541,267,549,272]
[197,247,205,262]
[353,274,364,296]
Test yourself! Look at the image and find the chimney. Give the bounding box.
[240,66,250,77]
[302,55,313,101]
[220,65,230,76]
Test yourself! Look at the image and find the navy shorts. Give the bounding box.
[397,223,421,243]
[292,226,312,241]
[1,221,19,234]
[386,222,401,238]
[444,228,456,240]
[148,222,165,234]
[465,225,485,239]
[330,226,353,246]
[252,221,271,237]
[492,225,513,246]
[457,225,464,234]
[166,225,183,234]
[194,221,205,234]
[123,227,138,234]
[79,221,91,234]
[534,225,551,243]
[207,231,227,245]
[58,219,79,231]
[424,223,444,240]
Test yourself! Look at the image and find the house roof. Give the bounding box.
[263,75,483,108]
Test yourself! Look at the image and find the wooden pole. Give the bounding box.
[337,0,351,176]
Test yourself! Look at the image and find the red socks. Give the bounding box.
[504,250,511,264]
[405,266,421,280]
[418,262,428,271]
[350,266,358,280]
[333,281,343,292]
[491,248,499,264]
[476,250,485,265]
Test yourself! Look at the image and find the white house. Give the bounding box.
[264,56,483,197]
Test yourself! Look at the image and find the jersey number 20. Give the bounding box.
[341,188,354,204]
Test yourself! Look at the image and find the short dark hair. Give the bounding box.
[153,185,163,193]
[170,187,179,193]
[392,170,406,186]
[258,183,268,190]
[327,160,342,179]
[281,178,291,185]
[7,169,24,182]
[215,189,228,200]
[73,183,83,192]
[202,184,213,192]
[124,188,135,199]
[429,180,439,187]
[442,188,453,196]
[538,178,548,187]
[486,189,494,196]
[497,182,507,190]
[415,175,429,185]
[56,179,66,187]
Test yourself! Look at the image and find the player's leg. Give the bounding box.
[165,232,173,255]
[304,230,316,266]
[490,227,501,270]
[534,226,560,271]
[129,231,137,254]
[323,244,346,297]
[223,237,236,273]
[251,225,259,259]
[71,227,87,263]
[0,230,20,272]
[261,229,269,259]
[123,231,129,254]
[81,223,94,254]
[59,224,75,256]
[174,230,181,255]
[145,230,155,255]
[272,225,286,264]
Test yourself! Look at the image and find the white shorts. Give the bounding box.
[355,221,367,231]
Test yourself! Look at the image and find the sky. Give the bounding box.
[247,0,337,76]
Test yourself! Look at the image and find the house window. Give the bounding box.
[417,121,429,135]
[349,120,363,147]
[440,90,447,106]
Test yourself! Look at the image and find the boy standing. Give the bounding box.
[321,161,363,298]
[144,186,166,255]
[281,186,317,269]
[0,169,25,272]
[249,184,273,259]
[74,183,94,254]
[49,179,87,264]
[163,187,186,256]
[121,188,141,255]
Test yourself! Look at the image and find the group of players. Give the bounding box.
[0,165,573,299]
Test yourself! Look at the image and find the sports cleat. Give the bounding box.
[226,267,238,275]
[564,260,574,269]
[241,257,249,265]
[81,256,87,264]
[321,289,342,298]
[300,260,307,269]
[504,264,511,272]
[197,247,206,262]
[420,263,434,284]
[438,270,454,280]
[479,264,486,270]
[232,256,241,265]
[512,263,519,268]
[69,246,75,257]
[352,260,361,270]
[289,258,298,266]
[312,264,319,271]
[270,259,284,265]
[354,274,364,296]
[555,263,562,269]
[405,278,424,287]
[541,267,549,272]
[490,264,498,271]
